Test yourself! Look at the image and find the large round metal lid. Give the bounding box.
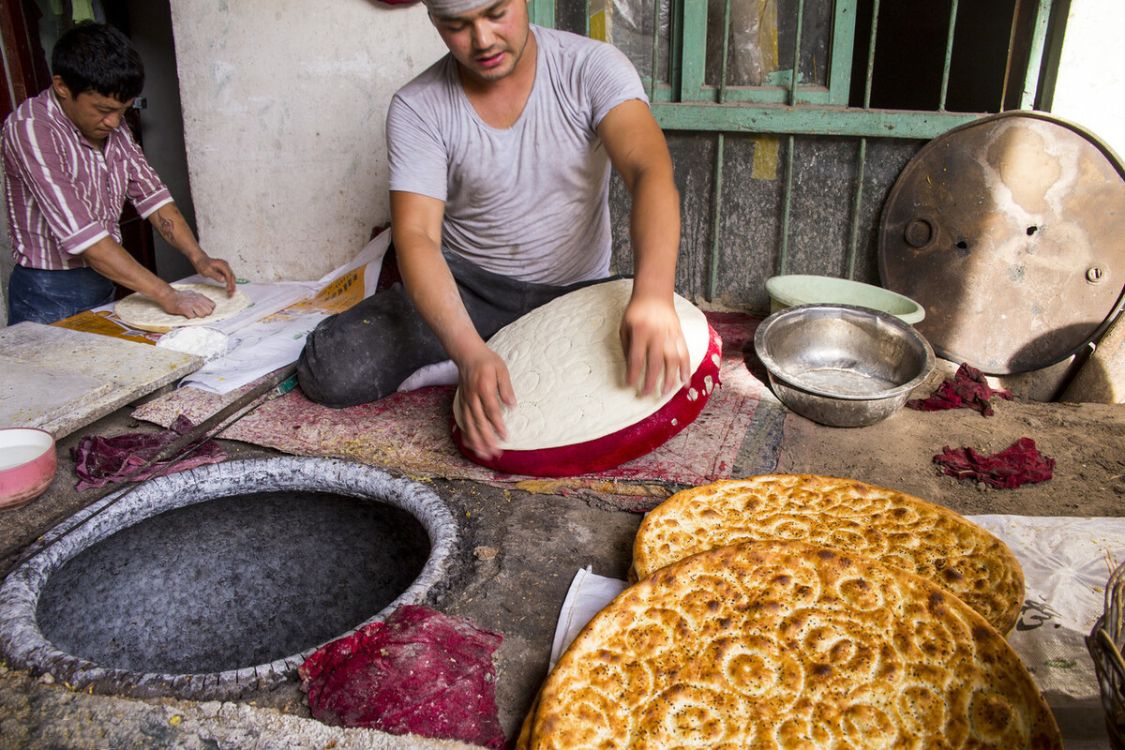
[879,111,1124,374]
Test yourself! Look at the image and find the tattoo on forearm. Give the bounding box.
[157,216,176,243]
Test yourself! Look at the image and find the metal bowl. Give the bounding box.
[754,304,935,427]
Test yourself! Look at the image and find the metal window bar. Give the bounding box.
[999,0,1055,111]
[699,0,1054,296]
[648,0,662,100]
[532,0,556,28]
[547,0,1058,133]
[1001,0,1023,111]
[845,0,880,280]
[776,0,806,277]
[706,0,734,299]
[938,0,959,112]
[1021,0,1054,109]
[646,0,1060,136]
[655,0,848,105]
[828,1,858,106]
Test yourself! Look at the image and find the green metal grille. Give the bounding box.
[535,0,1063,302]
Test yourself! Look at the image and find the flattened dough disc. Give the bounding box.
[452,279,722,476]
[879,111,1125,374]
[115,283,251,333]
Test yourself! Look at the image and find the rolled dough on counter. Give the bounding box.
[114,283,251,333]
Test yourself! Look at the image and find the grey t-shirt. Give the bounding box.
[386,25,647,285]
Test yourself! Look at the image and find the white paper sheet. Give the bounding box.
[549,566,627,669]
[179,233,389,394]
[968,514,1124,746]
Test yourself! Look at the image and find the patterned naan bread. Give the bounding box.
[521,540,1060,750]
[632,474,1024,634]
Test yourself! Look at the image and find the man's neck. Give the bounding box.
[461,29,538,130]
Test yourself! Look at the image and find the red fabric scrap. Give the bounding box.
[71,415,227,491]
[907,363,1013,416]
[299,604,506,749]
[933,437,1055,489]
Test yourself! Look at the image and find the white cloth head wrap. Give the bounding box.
[424,0,495,17]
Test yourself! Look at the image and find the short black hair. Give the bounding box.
[51,22,144,101]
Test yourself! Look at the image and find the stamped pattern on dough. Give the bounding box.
[461,279,711,450]
[632,474,1026,634]
[524,541,1060,750]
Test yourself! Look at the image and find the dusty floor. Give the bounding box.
[777,397,1125,517]
[0,373,1122,748]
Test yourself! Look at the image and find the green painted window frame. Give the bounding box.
[672,0,856,106]
[530,0,1057,141]
[530,0,1061,294]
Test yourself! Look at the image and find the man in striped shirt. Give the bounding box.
[3,22,235,326]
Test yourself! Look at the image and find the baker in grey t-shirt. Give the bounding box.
[387,24,644,286]
[297,0,690,462]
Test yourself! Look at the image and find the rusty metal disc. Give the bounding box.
[879,111,1125,374]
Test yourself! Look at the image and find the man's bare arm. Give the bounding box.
[391,190,513,459]
[597,98,690,396]
[148,202,236,295]
[82,236,215,318]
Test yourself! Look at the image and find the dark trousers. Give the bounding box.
[297,251,609,408]
[7,265,115,325]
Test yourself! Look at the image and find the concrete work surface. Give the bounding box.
[0,380,1123,749]
[0,323,202,439]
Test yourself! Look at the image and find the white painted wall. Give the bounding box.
[1050,0,1125,160]
[129,0,199,284]
[168,0,447,282]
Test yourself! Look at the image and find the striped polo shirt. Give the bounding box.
[1,88,172,270]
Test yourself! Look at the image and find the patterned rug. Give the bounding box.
[132,313,784,511]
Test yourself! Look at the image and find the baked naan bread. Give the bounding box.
[115,282,250,333]
[632,474,1024,634]
[522,540,1060,750]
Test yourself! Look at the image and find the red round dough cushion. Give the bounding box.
[452,279,722,477]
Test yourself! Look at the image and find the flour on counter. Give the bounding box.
[156,327,230,362]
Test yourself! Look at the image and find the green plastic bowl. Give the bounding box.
[765,275,925,325]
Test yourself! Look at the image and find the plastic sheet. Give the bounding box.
[972,515,1125,746]
[549,566,628,668]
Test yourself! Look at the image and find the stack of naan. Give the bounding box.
[519,474,1061,750]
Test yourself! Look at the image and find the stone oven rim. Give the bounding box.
[0,456,460,701]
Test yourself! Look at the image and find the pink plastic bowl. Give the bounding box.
[0,428,57,510]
